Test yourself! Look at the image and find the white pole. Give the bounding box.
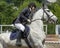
[1,25,2,33]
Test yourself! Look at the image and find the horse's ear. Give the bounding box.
[46,0,57,3]
[42,3,48,9]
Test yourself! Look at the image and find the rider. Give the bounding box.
[12,2,37,46]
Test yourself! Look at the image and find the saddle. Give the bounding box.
[10,25,30,40]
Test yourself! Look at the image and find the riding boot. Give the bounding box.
[16,30,22,46]
[23,25,30,38]
[23,30,27,38]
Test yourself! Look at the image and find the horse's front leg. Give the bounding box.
[35,40,44,48]
[24,38,33,48]
[37,39,46,48]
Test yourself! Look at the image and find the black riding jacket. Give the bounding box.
[13,8,32,24]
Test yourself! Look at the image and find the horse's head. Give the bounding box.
[32,8,58,24]
[43,8,58,24]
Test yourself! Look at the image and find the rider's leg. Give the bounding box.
[14,23,25,46]
[23,25,30,38]
[15,23,25,32]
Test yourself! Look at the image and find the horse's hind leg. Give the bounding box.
[0,38,7,48]
[0,42,3,48]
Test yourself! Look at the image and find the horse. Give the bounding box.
[0,7,58,48]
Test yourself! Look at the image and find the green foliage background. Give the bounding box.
[0,0,60,34]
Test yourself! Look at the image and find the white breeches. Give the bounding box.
[14,23,25,31]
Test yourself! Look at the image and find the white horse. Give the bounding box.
[0,7,58,48]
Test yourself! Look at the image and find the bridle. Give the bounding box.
[29,8,55,23]
[43,8,54,21]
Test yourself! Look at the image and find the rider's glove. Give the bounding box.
[27,19,31,22]
[26,19,31,24]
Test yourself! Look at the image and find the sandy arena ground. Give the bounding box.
[7,43,60,48]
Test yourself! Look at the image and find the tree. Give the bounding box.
[36,0,42,3]
[9,0,24,7]
[0,1,17,24]
[57,0,60,6]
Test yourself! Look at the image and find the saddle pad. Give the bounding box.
[10,31,18,40]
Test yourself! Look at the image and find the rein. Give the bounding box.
[29,19,42,24]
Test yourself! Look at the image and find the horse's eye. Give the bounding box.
[47,10,50,12]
